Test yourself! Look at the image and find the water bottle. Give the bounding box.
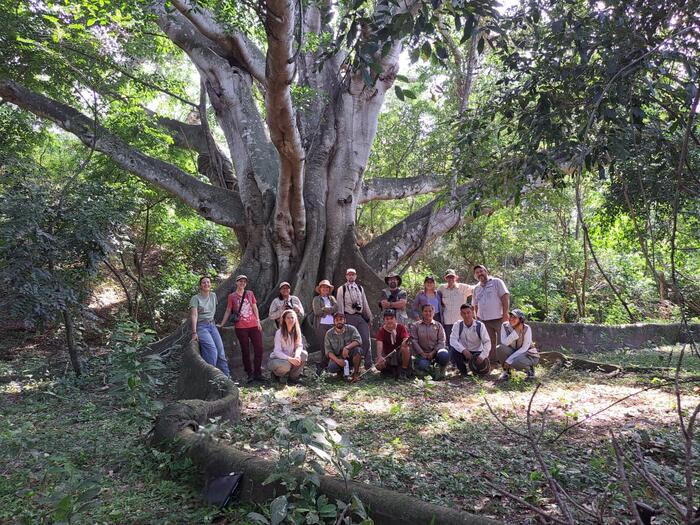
[343,360,350,377]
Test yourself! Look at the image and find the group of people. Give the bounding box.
[188,265,540,386]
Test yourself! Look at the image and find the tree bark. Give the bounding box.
[62,308,81,377]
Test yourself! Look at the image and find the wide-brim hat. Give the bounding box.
[384,273,402,286]
[315,279,334,294]
[235,274,248,282]
[469,356,491,376]
[444,269,458,278]
[278,281,291,290]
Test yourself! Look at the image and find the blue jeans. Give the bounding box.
[197,322,230,377]
[415,348,450,371]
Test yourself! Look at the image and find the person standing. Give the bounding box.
[268,310,308,385]
[336,268,373,368]
[378,274,408,325]
[449,304,491,376]
[312,279,337,374]
[410,304,450,380]
[495,309,539,382]
[437,269,473,344]
[375,309,411,380]
[220,275,265,383]
[472,265,509,360]
[268,282,305,326]
[413,276,444,323]
[190,276,230,376]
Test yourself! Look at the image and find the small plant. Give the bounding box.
[107,320,164,423]
[246,392,373,525]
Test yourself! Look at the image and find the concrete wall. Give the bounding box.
[530,322,700,354]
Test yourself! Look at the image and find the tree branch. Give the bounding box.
[169,0,267,86]
[362,181,480,274]
[0,79,244,228]
[359,176,444,203]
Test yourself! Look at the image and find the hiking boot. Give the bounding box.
[278,375,288,385]
[438,365,447,380]
[496,371,511,383]
[288,376,300,385]
[398,368,409,381]
[525,366,536,382]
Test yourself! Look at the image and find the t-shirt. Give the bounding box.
[227,291,259,329]
[375,324,409,356]
[320,296,334,324]
[437,283,473,325]
[379,287,408,324]
[189,292,217,322]
[472,277,509,321]
[324,325,362,358]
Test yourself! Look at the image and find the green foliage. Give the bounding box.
[245,392,373,525]
[0,158,126,327]
[107,320,164,423]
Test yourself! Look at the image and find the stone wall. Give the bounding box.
[530,322,700,354]
[152,341,501,525]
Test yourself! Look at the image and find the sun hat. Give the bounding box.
[444,269,458,278]
[384,273,402,286]
[469,355,491,376]
[315,279,334,294]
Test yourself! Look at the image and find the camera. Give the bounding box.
[284,301,293,309]
[351,302,362,312]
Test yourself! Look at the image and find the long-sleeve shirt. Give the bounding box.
[336,282,373,323]
[312,295,337,326]
[450,320,492,358]
[268,296,305,321]
[410,320,446,355]
[270,329,303,360]
[500,322,538,365]
[324,324,362,358]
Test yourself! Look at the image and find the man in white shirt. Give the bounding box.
[472,265,509,360]
[449,304,491,376]
[437,269,473,345]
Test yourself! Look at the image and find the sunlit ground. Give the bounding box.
[230,344,700,523]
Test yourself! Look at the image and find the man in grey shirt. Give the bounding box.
[410,304,450,380]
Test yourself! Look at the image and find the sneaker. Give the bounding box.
[252,375,267,384]
[526,367,536,382]
[398,368,408,380]
[496,371,510,382]
[246,375,255,384]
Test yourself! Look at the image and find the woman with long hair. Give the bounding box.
[268,309,308,385]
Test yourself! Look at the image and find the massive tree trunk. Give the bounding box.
[0,0,478,342]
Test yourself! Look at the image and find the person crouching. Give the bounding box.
[324,312,363,382]
[410,304,450,380]
[495,309,539,382]
[449,304,492,377]
[375,309,411,380]
[268,309,308,385]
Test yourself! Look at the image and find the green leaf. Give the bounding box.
[270,495,288,525]
[394,85,405,101]
[247,512,270,524]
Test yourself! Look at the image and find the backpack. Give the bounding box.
[458,320,483,341]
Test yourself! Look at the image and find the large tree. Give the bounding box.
[0,0,497,330]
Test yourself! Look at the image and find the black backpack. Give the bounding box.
[457,320,483,340]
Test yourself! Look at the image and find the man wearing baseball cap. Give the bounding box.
[336,268,373,369]
[437,269,473,344]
